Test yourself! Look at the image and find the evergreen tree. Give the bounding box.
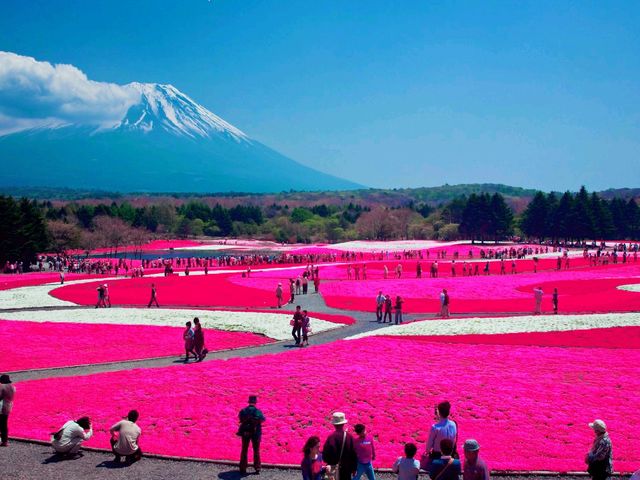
[520,191,548,239]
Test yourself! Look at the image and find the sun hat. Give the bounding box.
[331,412,348,425]
[248,395,258,404]
[0,374,11,384]
[464,439,480,452]
[589,419,607,433]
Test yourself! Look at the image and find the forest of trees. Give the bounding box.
[520,187,640,241]
[1,186,639,265]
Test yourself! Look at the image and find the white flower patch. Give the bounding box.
[330,240,470,252]
[0,277,123,309]
[0,308,340,341]
[347,312,640,340]
[0,265,315,310]
[617,284,640,293]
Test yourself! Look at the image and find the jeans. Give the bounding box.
[240,435,261,473]
[375,305,383,321]
[395,311,403,324]
[354,462,376,480]
[383,311,392,322]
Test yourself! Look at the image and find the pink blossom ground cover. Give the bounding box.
[391,326,640,349]
[9,337,638,472]
[227,261,640,313]
[0,320,273,372]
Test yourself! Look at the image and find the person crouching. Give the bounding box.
[51,416,93,457]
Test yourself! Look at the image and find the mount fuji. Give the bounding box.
[0,82,361,193]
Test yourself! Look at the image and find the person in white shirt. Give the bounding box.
[533,287,544,314]
[392,442,420,480]
[51,417,92,456]
[110,409,142,463]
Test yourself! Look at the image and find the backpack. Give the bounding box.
[237,409,259,438]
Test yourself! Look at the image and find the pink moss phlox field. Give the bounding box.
[392,326,640,349]
[0,320,273,372]
[9,337,638,472]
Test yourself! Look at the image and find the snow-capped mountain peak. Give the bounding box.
[118,82,248,142]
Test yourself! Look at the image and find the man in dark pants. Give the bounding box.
[238,395,265,475]
[147,283,160,308]
[292,306,304,346]
[322,412,357,480]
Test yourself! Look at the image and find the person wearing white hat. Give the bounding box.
[585,419,613,480]
[322,412,357,480]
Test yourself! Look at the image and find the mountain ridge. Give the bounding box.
[0,82,362,193]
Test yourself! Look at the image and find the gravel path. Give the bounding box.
[3,440,600,480]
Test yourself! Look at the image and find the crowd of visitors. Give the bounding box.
[374,292,404,324]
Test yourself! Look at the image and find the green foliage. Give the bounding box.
[520,187,640,240]
[0,196,49,264]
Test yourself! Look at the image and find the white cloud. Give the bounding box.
[0,51,140,135]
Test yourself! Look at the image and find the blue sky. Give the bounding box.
[1,0,639,191]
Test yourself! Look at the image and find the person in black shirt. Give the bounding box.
[238,395,265,475]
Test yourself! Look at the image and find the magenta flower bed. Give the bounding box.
[0,320,273,372]
[9,337,638,472]
[391,326,640,349]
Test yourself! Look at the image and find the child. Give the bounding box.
[353,424,376,480]
[392,443,420,480]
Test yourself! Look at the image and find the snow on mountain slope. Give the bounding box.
[117,83,248,141]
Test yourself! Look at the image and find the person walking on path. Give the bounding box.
[103,284,111,308]
[375,291,385,322]
[0,374,15,447]
[291,306,304,346]
[533,286,544,315]
[51,416,93,457]
[552,288,559,315]
[585,419,613,480]
[147,283,159,308]
[183,321,197,362]
[439,289,450,318]
[383,295,393,323]
[193,317,207,361]
[110,410,142,464]
[353,423,376,480]
[289,279,296,304]
[276,283,283,308]
[394,296,404,325]
[238,395,265,475]
[301,310,311,347]
[96,284,106,308]
[462,439,490,480]
[322,412,357,480]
